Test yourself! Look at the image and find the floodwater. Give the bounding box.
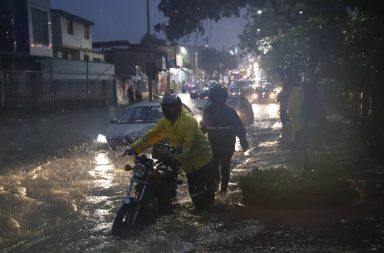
[1,94,383,252]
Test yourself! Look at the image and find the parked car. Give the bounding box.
[105,101,192,150]
[253,86,277,103]
[196,95,254,127]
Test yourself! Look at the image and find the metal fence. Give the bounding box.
[0,67,116,111]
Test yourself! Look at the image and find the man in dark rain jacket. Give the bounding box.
[201,85,249,193]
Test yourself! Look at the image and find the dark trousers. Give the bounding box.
[212,148,234,191]
[186,162,215,211]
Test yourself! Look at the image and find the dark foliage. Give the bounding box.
[239,167,360,208]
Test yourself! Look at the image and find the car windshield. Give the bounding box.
[256,86,272,92]
[117,106,163,123]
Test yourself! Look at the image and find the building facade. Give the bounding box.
[51,9,104,62]
[0,0,53,57]
[0,2,114,109]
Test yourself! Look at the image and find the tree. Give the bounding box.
[156,0,384,158]
[198,47,238,77]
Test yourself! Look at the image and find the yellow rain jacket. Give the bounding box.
[131,109,213,173]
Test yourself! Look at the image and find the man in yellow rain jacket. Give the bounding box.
[128,94,215,212]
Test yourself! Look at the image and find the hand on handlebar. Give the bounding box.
[163,154,180,167]
[123,147,137,156]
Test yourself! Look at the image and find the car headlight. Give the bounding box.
[96,134,107,143]
[194,114,202,123]
[269,93,275,99]
[133,163,147,178]
[253,94,258,99]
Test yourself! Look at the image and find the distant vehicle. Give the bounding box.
[197,89,210,99]
[182,82,198,93]
[105,101,192,150]
[260,79,273,87]
[189,84,200,99]
[226,95,254,126]
[253,86,277,103]
[229,83,241,96]
[191,88,211,99]
[201,80,219,91]
[229,80,255,101]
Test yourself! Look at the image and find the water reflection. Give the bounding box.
[258,141,279,147]
[89,153,114,189]
[252,103,280,120]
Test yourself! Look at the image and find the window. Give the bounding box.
[84,55,89,61]
[84,24,89,39]
[67,18,73,34]
[31,8,49,45]
[117,106,163,123]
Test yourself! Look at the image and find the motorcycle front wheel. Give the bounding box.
[111,204,136,236]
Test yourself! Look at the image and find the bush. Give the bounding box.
[239,167,360,208]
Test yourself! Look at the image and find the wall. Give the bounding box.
[58,16,92,50]
[40,58,114,80]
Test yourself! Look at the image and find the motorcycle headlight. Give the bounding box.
[253,93,258,99]
[269,93,275,99]
[133,163,146,178]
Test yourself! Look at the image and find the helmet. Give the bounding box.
[161,93,182,121]
[209,84,228,105]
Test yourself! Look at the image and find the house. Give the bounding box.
[50,9,104,62]
[0,2,114,109]
[39,9,114,107]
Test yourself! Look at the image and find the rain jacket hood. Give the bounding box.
[131,109,213,173]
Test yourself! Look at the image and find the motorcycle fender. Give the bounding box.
[122,196,137,205]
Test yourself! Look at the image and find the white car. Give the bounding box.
[105,101,192,150]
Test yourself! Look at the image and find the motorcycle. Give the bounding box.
[111,142,182,236]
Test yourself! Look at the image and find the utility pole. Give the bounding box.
[194,32,198,82]
[146,0,153,101]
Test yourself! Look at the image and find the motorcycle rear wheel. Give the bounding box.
[111,204,136,236]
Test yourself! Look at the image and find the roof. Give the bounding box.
[51,9,94,26]
[93,40,131,49]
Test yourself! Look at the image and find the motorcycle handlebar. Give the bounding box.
[122,146,137,159]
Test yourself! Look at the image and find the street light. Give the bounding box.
[180,46,187,55]
[146,0,153,101]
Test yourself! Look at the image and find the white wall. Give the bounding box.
[59,16,92,50]
[40,59,114,80]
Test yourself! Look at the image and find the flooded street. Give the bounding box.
[1,95,383,252]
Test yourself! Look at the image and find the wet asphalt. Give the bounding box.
[0,94,383,252]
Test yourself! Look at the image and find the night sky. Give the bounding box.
[50,0,244,49]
